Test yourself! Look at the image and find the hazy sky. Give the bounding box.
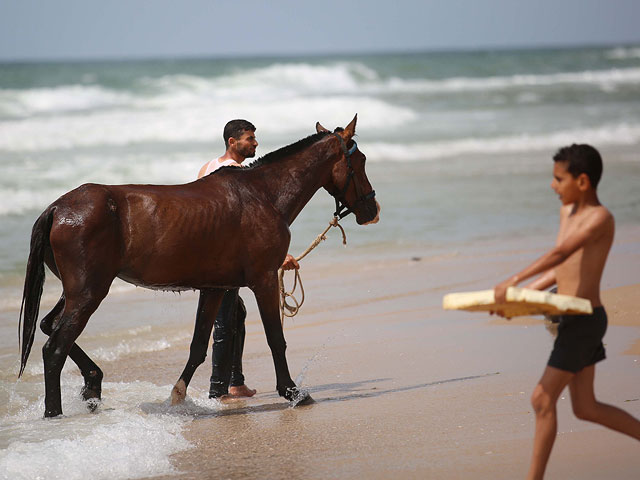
[1,0,639,61]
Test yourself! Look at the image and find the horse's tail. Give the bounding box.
[18,207,55,378]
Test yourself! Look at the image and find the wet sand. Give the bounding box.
[83,230,640,480]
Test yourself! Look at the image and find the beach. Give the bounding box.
[2,225,638,479]
[1,46,640,478]
[147,228,640,480]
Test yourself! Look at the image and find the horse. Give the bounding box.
[18,115,380,417]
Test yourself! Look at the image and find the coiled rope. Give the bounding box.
[278,217,347,324]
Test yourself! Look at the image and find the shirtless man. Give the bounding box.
[198,119,298,400]
[494,144,640,479]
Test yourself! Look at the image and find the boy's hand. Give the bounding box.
[493,277,517,318]
[494,281,509,305]
[281,254,300,271]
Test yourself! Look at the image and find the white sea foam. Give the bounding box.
[605,47,640,60]
[90,334,190,362]
[1,122,639,218]
[138,62,380,104]
[3,62,638,123]
[0,378,192,480]
[19,334,191,378]
[364,123,640,162]
[0,188,65,216]
[137,63,640,99]
[0,96,414,152]
[0,85,134,117]
[383,67,640,94]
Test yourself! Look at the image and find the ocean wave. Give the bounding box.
[3,62,640,119]
[138,63,640,98]
[1,123,639,217]
[0,96,415,152]
[0,123,640,218]
[0,85,134,117]
[0,188,65,216]
[0,62,381,118]
[605,47,640,60]
[139,61,381,103]
[384,67,640,94]
[363,123,640,162]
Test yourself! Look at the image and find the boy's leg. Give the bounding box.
[528,366,574,480]
[569,364,640,439]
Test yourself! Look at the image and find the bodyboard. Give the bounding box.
[442,287,592,318]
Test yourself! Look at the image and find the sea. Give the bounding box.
[1,45,640,478]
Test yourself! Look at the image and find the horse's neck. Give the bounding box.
[254,140,336,225]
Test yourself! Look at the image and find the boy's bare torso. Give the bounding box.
[555,203,614,307]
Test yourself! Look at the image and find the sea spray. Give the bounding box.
[290,333,340,406]
[0,378,193,479]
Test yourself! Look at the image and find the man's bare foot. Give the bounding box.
[229,384,257,397]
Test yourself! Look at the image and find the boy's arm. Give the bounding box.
[524,268,556,291]
[494,207,610,304]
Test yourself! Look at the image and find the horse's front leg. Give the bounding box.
[171,288,224,405]
[252,275,313,405]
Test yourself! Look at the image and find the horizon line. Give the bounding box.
[1,40,640,65]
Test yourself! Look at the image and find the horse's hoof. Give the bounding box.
[80,385,102,402]
[86,398,101,413]
[277,386,314,406]
[44,409,64,418]
[81,369,103,402]
[171,380,187,405]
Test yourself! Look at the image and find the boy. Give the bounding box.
[494,144,640,480]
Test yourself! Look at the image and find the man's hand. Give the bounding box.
[281,254,300,271]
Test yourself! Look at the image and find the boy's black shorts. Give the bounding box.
[547,306,607,373]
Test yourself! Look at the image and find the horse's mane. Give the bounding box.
[246,131,331,169]
[204,131,332,177]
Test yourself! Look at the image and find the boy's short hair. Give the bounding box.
[553,144,603,188]
[223,119,256,148]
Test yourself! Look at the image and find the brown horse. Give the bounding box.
[19,115,379,417]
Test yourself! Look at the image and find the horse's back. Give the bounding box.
[44,177,290,290]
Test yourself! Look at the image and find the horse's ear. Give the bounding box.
[341,114,357,140]
[316,122,329,133]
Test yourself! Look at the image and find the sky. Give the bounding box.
[1,0,640,61]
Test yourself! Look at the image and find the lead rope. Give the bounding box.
[279,217,347,325]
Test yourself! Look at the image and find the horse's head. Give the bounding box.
[317,115,380,225]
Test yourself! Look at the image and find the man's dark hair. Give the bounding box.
[223,119,256,148]
[553,143,603,188]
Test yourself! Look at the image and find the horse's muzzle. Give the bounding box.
[358,199,380,225]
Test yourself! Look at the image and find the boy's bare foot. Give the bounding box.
[229,384,257,397]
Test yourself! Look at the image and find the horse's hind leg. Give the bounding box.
[40,295,103,408]
[43,288,110,417]
[171,289,224,405]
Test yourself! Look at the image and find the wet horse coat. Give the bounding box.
[19,116,379,417]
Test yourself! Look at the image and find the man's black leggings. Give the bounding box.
[209,288,247,398]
